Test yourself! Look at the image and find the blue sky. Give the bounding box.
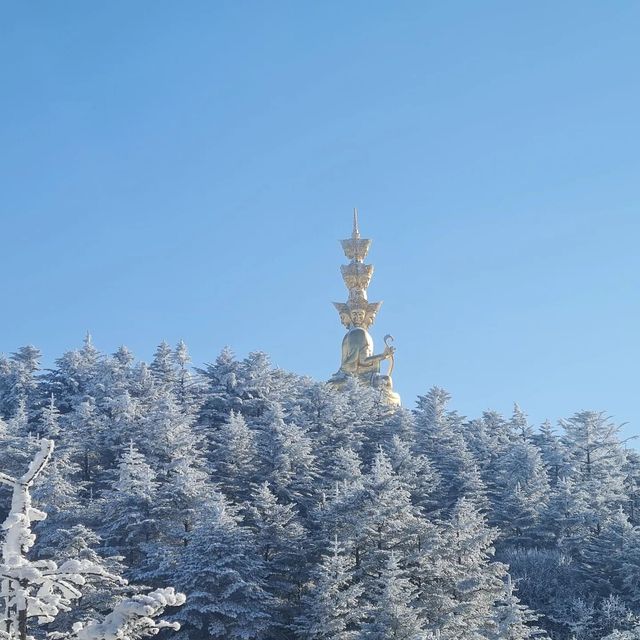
[1,2,638,441]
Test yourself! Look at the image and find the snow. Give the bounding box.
[72,588,186,640]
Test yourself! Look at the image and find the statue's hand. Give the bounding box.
[383,345,396,358]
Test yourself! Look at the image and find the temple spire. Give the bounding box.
[352,207,360,239]
[333,211,381,330]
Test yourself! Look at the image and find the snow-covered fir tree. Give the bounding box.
[294,537,363,640]
[358,552,426,640]
[247,482,307,633]
[169,493,272,640]
[101,442,158,566]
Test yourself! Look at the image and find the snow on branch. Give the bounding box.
[0,472,15,488]
[66,588,186,640]
[0,440,185,640]
[19,438,54,486]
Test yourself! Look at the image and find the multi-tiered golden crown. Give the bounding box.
[333,209,382,329]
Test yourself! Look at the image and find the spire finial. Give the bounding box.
[352,208,360,239]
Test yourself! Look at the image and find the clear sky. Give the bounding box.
[1,2,639,441]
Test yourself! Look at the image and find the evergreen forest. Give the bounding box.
[1,338,639,640]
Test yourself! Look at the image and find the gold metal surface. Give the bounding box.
[329,209,401,406]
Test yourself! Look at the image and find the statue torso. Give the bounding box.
[340,327,379,377]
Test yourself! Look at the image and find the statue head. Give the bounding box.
[349,308,366,328]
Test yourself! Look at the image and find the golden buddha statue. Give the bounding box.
[329,210,401,406]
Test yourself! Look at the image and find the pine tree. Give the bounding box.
[150,341,178,391]
[5,345,42,419]
[134,390,211,583]
[9,396,29,437]
[492,440,550,545]
[0,402,37,478]
[414,387,486,511]
[198,346,242,428]
[561,411,628,533]
[356,450,420,580]
[358,552,426,640]
[510,403,534,441]
[327,446,363,488]
[248,482,307,633]
[580,508,640,600]
[211,410,259,501]
[330,377,379,459]
[318,464,367,575]
[294,379,344,440]
[112,344,135,374]
[152,451,210,553]
[170,494,272,640]
[430,498,507,640]
[101,442,158,566]
[295,537,363,640]
[485,575,545,639]
[386,434,440,514]
[32,450,82,557]
[39,394,61,439]
[0,353,14,419]
[539,475,588,553]
[100,388,140,459]
[141,389,205,470]
[255,403,316,507]
[623,450,640,526]
[174,339,200,412]
[51,333,103,411]
[534,420,566,487]
[66,396,106,484]
[381,407,417,446]
[463,411,514,479]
